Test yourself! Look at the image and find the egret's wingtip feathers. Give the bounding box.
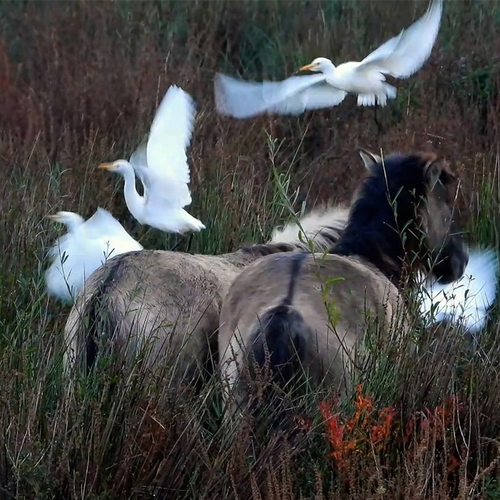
[213,73,237,116]
[165,84,196,112]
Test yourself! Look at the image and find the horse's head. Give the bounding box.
[357,149,469,285]
[417,154,468,284]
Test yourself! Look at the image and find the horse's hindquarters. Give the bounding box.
[63,251,240,389]
[218,252,404,418]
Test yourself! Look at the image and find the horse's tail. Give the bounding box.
[63,252,134,375]
[249,304,310,387]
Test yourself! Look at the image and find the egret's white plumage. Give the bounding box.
[45,208,143,304]
[215,0,443,118]
[419,248,499,334]
[99,85,205,234]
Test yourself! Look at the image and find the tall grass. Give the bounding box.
[1,0,500,498]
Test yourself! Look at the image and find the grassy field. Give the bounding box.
[1,0,500,498]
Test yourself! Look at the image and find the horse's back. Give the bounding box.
[220,251,402,342]
[65,249,240,380]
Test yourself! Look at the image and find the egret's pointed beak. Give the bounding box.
[98,162,114,171]
[299,63,317,72]
[47,214,62,222]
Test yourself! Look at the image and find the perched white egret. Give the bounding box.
[45,208,143,304]
[99,85,205,235]
[419,247,499,334]
[214,0,443,119]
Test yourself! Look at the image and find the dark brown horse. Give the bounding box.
[219,151,469,418]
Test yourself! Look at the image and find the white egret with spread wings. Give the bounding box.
[99,85,205,235]
[214,0,443,121]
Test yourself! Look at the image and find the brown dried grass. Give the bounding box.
[0,1,500,498]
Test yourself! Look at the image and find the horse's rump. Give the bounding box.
[219,251,405,415]
[65,250,226,382]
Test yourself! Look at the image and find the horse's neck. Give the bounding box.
[332,221,406,288]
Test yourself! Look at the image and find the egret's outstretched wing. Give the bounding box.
[357,0,443,79]
[148,86,195,184]
[214,73,345,118]
[267,81,348,114]
[138,85,196,209]
[420,247,499,333]
[82,208,137,242]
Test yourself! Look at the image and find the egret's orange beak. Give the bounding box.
[299,63,317,72]
[98,162,114,171]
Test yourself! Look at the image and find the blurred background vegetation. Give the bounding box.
[0,0,500,498]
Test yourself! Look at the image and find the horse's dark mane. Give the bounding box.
[240,224,346,258]
[332,153,432,285]
[241,242,297,257]
[316,225,346,247]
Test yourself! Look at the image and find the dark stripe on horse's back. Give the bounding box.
[85,251,138,370]
[282,252,308,307]
[247,253,313,416]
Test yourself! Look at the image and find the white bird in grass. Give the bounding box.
[99,85,206,236]
[419,248,499,334]
[45,208,143,304]
[214,0,443,119]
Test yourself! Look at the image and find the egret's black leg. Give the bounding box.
[185,233,194,253]
[373,102,386,136]
[170,234,183,252]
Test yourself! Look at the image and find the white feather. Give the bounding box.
[358,0,443,78]
[45,208,143,304]
[143,86,195,207]
[215,73,347,119]
[419,247,499,334]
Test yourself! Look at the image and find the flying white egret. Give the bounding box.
[214,0,443,120]
[419,247,499,334]
[99,85,206,237]
[45,208,143,304]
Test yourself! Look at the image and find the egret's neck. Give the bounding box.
[322,61,336,77]
[67,219,83,232]
[120,163,145,218]
[60,214,84,233]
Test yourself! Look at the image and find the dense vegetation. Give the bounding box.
[0,0,499,498]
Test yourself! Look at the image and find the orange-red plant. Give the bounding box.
[319,387,465,476]
[319,401,356,470]
[320,386,397,472]
[370,406,398,447]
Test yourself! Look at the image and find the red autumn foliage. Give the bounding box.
[320,387,465,477]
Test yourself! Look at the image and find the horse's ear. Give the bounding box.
[358,149,381,170]
[424,157,447,189]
